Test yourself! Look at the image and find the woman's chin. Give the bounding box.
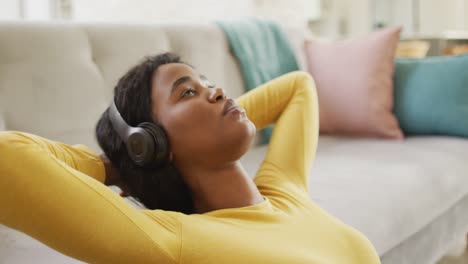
[224,124,256,158]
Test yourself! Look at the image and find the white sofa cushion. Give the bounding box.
[0,22,308,152]
[83,24,171,95]
[0,23,111,151]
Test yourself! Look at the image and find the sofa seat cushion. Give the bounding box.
[241,135,468,255]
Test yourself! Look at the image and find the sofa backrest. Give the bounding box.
[0,22,309,152]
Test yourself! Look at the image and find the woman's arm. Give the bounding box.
[236,71,319,193]
[100,153,130,196]
[0,131,106,183]
[0,131,180,263]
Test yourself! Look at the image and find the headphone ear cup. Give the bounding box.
[138,122,169,167]
[125,126,155,167]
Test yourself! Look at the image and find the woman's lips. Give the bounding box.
[222,98,246,117]
[224,106,245,115]
[223,99,238,115]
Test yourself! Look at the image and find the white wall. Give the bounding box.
[0,0,57,21]
[308,0,347,39]
[419,0,466,35]
[1,0,467,38]
[71,0,254,23]
[374,0,468,36]
[464,0,468,29]
[313,0,468,38]
[0,0,20,20]
[0,0,322,31]
[254,0,321,28]
[22,0,50,20]
[345,0,371,36]
[70,0,320,29]
[388,0,414,36]
[309,0,372,39]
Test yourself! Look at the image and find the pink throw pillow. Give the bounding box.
[304,26,404,139]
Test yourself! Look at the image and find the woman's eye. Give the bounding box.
[182,88,197,97]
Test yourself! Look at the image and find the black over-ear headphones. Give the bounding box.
[109,100,169,167]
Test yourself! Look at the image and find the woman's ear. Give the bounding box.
[168,152,174,162]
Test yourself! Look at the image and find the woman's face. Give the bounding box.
[151,63,256,168]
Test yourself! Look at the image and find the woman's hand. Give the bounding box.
[99,154,130,197]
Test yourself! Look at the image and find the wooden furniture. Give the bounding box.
[401,31,468,56]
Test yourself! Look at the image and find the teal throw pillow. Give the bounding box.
[393,54,468,137]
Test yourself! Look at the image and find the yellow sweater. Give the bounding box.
[0,71,381,264]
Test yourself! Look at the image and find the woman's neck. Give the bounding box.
[179,160,264,214]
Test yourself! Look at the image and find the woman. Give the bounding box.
[0,52,380,263]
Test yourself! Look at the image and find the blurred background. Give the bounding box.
[0,0,466,37]
[1,0,468,56]
[1,2,468,264]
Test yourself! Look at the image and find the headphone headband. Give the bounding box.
[109,100,133,143]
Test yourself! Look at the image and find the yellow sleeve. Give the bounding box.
[236,71,319,195]
[0,131,180,264]
[10,131,106,183]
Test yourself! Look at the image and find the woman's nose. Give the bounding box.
[208,87,227,103]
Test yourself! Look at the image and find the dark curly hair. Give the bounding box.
[95,52,194,214]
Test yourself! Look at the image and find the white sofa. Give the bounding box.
[0,22,467,264]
